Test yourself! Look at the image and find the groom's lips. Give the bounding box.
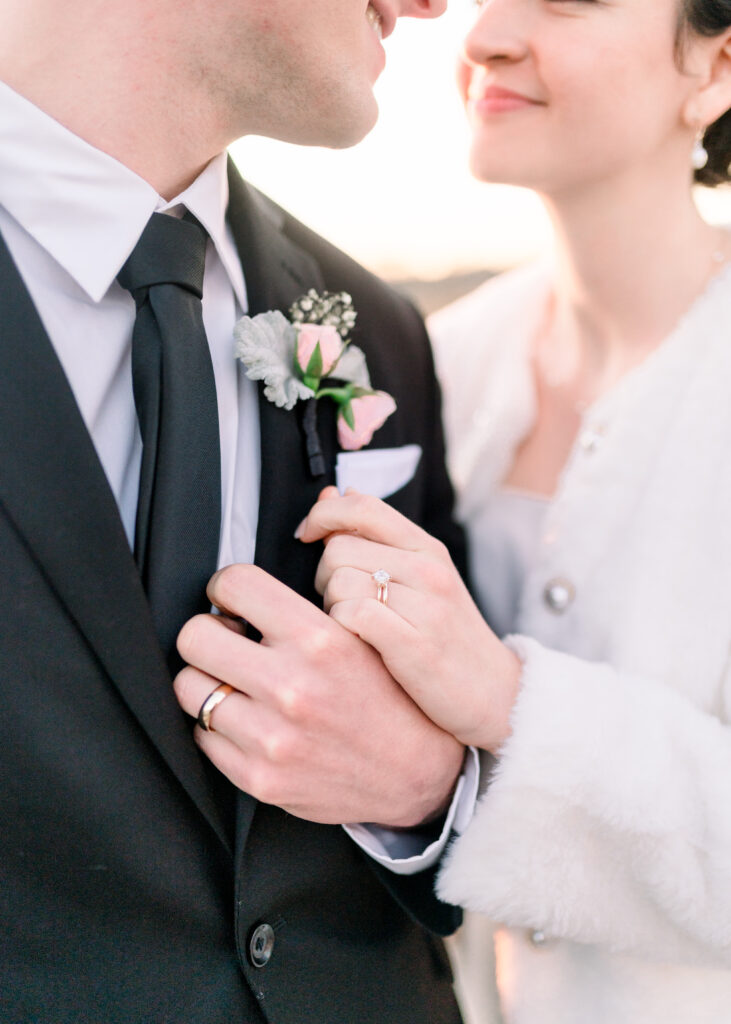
[367,1,396,41]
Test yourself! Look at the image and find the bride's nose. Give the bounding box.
[461,0,530,68]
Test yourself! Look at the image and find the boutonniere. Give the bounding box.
[234,290,396,476]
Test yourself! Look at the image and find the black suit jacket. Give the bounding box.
[0,161,465,1024]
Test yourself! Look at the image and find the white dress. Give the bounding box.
[427,262,731,1024]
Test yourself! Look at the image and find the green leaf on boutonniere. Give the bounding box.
[315,384,354,404]
[341,400,356,431]
[304,341,324,383]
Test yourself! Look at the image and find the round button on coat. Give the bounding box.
[249,923,275,968]
[579,426,605,453]
[543,578,575,613]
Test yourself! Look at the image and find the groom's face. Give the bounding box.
[191,0,447,148]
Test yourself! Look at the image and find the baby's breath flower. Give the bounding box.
[289,290,357,340]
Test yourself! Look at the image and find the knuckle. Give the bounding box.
[260,726,294,764]
[276,680,307,719]
[212,563,252,607]
[300,624,335,662]
[348,598,374,635]
[323,533,350,569]
[172,664,199,704]
[429,537,450,563]
[356,491,376,514]
[327,565,352,604]
[420,557,455,597]
[176,614,209,661]
[356,493,380,526]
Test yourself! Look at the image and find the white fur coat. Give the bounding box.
[428,263,731,1024]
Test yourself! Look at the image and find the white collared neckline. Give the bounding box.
[0,79,245,307]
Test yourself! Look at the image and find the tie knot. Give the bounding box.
[117,212,207,301]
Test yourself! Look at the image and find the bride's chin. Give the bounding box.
[467,144,539,189]
[469,158,517,187]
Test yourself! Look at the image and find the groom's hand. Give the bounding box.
[173,564,464,827]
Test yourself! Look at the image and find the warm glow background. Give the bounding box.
[230,3,731,282]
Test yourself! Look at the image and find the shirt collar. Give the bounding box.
[169,154,247,311]
[0,79,246,307]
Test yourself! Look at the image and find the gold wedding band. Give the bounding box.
[197,683,235,732]
[372,569,391,606]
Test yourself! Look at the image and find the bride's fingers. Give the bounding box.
[298,491,437,553]
[328,597,421,673]
[314,532,433,596]
[322,566,375,612]
[323,567,429,631]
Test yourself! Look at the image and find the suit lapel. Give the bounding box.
[227,165,339,845]
[227,163,337,589]
[0,232,232,855]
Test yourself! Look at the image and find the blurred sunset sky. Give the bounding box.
[231,3,731,281]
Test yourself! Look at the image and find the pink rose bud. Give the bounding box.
[296,324,344,377]
[337,392,397,451]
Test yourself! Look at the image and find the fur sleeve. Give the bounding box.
[437,636,731,966]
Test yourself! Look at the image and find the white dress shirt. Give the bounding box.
[0,81,259,566]
[0,79,476,873]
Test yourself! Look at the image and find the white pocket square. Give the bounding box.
[335,444,422,500]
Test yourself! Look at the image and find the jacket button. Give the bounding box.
[543,578,575,613]
[249,923,275,968]
[529,929,549,947]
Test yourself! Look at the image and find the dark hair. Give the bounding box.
[679,0,731,185]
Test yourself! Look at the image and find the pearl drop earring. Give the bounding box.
[692,130,709,170]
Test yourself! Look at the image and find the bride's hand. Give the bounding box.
[297,488,522,754]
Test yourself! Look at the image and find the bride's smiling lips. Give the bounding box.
[469,84,544,115]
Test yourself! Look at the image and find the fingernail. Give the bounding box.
[294,517,307,540]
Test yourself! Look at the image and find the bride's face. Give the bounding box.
[459,0,702,194]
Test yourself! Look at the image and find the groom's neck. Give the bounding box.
[0,3,245,199]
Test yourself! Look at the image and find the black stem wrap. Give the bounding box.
[302,398,326,478]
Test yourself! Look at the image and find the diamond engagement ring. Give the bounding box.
[372,569,391,606]
[197,683,235,732]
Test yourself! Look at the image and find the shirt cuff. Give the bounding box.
[342,746,480,876]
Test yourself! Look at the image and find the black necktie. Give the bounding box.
[118,212,221,671]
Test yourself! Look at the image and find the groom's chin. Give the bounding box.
[272,91,380,150]
[326,108,379,149]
